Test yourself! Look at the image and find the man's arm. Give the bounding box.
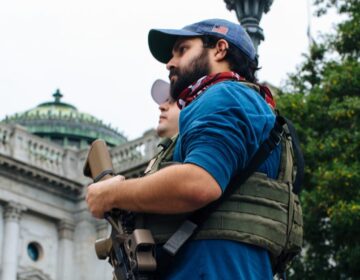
[86,163,222,218]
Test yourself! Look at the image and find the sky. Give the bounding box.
[0,0,341,140]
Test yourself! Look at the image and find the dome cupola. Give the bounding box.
[2,89,127,149]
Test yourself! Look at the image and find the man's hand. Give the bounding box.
[86,164,221,216]
[86,175,125,218]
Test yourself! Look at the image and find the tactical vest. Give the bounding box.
[139,123,303,271]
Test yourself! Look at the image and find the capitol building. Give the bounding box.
[0,90,160,280]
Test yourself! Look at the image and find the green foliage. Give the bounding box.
[286,44,326,93]
[276,1,360,279]
[314,0,360,58]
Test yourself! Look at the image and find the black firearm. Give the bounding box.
[83,139,157,280]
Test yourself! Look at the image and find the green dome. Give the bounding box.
[2,89,127,148]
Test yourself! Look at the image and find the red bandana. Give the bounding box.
[176,71,276,110]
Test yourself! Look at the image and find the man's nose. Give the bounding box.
[166,56,177,70]
[159,101,169,111]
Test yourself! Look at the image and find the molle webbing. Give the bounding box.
[141,172,302,258]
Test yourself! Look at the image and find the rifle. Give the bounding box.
[83,139,157,280]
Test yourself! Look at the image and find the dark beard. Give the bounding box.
[169,48,211,100]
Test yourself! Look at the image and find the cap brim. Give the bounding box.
[151,79,170,105]
[148,29,201,63]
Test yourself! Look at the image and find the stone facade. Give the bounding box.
[0,123,159,280]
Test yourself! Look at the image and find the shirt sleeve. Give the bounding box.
[177,82,276,191]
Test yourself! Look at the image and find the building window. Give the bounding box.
[27,242,43,262]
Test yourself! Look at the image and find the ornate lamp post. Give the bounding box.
[224,0,274,54]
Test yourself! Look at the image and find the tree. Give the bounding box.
[276,1,360,279]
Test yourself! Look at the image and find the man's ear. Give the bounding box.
[214,39,229,61]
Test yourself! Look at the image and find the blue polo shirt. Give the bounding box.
[166,81,280,279]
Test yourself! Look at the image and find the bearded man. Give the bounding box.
[86,19,282,279]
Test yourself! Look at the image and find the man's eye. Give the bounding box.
[179,46,188,54]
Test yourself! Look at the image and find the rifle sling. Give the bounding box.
[94,169,114,183]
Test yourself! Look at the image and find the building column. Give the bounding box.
[57,220,75,280]
[96,221,109,240]
[95,221,112,280]
[0,204,4,271]
[1,201,25,280]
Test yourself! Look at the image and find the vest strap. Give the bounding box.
[163,220,197,256]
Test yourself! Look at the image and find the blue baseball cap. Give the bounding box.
[148,18,256,64]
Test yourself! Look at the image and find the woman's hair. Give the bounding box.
[201,36,260,83]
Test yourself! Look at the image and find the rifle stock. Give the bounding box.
[83,139,114,182]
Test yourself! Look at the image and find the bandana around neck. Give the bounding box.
[176,71,276,110]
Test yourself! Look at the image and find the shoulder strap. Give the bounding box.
[144,135,179,175]
[284,118,304,194]
[161,115,287,256]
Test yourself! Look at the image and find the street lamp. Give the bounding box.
[224,0,274,54]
